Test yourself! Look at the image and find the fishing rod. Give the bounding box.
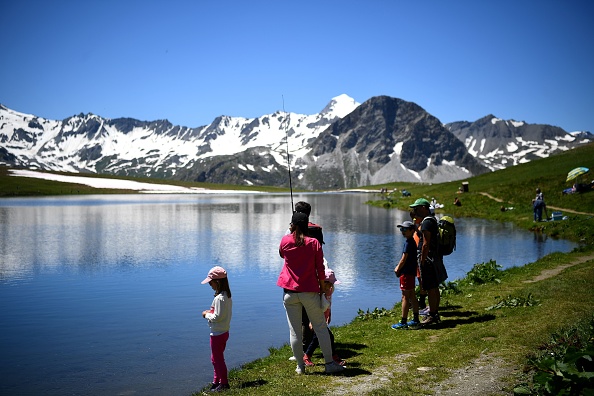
[282,95,294,212]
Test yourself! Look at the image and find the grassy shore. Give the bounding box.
[2,145,593,395]
[206,250,593,395]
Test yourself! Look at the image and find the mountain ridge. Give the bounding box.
[1,96,591,188]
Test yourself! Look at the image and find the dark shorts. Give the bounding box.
[420,257,447,290]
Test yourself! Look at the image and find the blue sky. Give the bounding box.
[1,1,593,132]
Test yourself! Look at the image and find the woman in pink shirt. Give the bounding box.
[278,212,345,375]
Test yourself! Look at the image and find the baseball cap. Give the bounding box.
[324,269,341,284]
[201,266,227,284]
[396,220,415,229]
[409,198,430,208]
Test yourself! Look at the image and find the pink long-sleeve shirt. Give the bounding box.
[277,234,325,293]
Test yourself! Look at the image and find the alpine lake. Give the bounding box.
[0,192,577,395]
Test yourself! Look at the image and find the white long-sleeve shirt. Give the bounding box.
[204,291,232,335]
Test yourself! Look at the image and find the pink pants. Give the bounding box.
[210,331,229,385]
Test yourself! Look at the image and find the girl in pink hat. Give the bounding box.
[201,266,232,392]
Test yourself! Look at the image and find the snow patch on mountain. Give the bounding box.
[9,169,262,194]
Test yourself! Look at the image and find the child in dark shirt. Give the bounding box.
[391,221,420,330]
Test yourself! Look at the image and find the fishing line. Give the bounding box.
[282,95,294,212]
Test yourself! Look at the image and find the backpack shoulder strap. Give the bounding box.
[423,216,437,224]
[421,216,439,251]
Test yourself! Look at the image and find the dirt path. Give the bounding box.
[545,205,594,216]
[524,253,594,283]
[478,192,594,216]
[479,192,504,203]
[326,353,516,396]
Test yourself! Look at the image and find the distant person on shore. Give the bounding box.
[410,198,448,325]
[532,188,547,221]
[391,221,420,330]
[278,212,345,375]
[303,269,346,367]
[201,266,233,392]
[453,197,461,206]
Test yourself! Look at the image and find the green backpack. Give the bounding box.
[424,215,457,256]
[437,215,456,255]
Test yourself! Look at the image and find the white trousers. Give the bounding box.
[283,291,333,366]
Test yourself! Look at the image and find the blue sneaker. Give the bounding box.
[406,319,421,329]
[391,322,408,330]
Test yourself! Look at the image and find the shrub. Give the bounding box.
[355,307,397,321]
[486,293,540,310]
[514,317,594,395]
[459,259,503,286]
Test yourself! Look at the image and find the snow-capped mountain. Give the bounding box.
[446,116,592,170]
[0,94,358,181]
[297,96,488,189]
[1,95,591,188]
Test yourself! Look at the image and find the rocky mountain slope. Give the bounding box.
[446,116,592,170]
[297,96,487,189]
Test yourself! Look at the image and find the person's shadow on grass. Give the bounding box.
[424,305,496,329]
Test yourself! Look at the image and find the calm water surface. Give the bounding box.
[0,193,576,395]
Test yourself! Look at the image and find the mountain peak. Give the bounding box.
[319,94,359,119]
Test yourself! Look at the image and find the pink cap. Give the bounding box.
[324,269,341,284]
[201,266,227,284]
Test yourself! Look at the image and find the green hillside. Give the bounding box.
[369,142,594,244]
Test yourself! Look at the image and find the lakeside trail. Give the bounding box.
[324,352,517,396]
[323,251,594,396]
[478,192,594,216]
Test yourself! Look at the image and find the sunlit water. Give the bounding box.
[0,193,576,395]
